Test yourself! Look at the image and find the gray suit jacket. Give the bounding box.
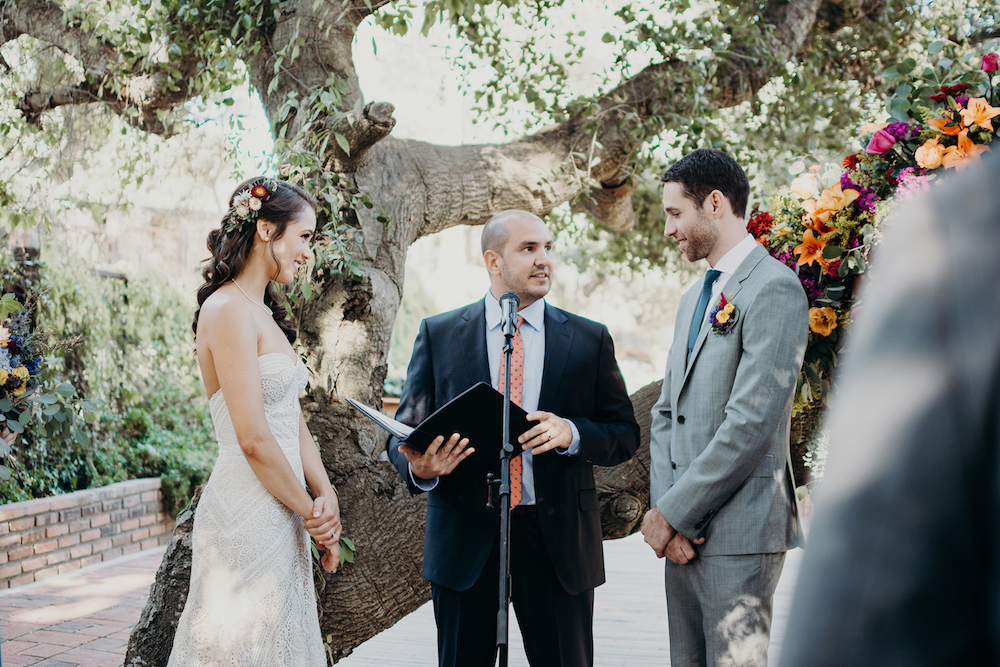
[649,243,808,556]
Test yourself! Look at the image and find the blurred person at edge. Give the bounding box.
[780,152,1000,665]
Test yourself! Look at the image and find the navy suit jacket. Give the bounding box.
[387,299,639,595]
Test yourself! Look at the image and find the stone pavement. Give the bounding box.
[1,533,803,666]
[0,546,164,666]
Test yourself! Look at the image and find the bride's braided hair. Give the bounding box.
[193,177,317,343]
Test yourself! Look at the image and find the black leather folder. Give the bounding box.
[347,382,535,472]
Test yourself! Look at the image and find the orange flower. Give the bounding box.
[915,137,946,169]
[801,183,860,232]
[809,307,838,337]
[942,130,991,172]
[793,229,830,269]
[927,115,962,136]
[960,97,1000,131]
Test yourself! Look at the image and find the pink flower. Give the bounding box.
[982,53,999,73]
[866,130,896,155]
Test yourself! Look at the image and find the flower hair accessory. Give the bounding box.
[709,293,738,335]
[224,178,279,233]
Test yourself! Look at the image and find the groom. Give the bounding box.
[641,149,808,666]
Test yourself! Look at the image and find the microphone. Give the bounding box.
[499,291,520,338]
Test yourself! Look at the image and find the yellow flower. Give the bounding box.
[723,303,735,314]
[716,311,730,324]
[809,307,838,337]
[915,137,946,169]
[0,368,7,384]
[13,380,26,397]
[942,130,991,172]
[960,97,1000,132]
[12,366,28,380]
[793,229,830,269]
[802,183,860,232]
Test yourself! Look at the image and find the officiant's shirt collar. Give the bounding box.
[486,291,545,332]
[710,234,757,274]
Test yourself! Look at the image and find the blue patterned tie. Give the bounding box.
[687,269,722,364]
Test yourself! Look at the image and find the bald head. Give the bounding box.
[481,210,546,256]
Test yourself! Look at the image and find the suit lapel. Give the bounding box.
[538,305,571,410]
[680,244,768,389]
[456,299,491,386]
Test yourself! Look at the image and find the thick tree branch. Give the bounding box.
[3,0,206,133]
[1,0,117,77]
[320,102,397,172]
[362,0,835,239]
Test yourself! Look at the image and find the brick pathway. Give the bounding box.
[0,546,164,667]
[1,534,803,666]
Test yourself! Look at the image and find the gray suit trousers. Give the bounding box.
[665,552,786,667]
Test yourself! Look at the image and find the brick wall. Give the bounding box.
[0,478,174,590]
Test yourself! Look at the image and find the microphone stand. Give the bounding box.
[487,293,518,667]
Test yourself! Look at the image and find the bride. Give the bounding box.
[168,177,340,666]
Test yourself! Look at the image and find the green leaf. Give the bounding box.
[0,399,13,411]
[222,98,235,106]
[927,40,945,55]
[18,409,31,425]
[6,420,23,434]
[55,383,76,397]
[74,428,89,447]
[896,58,916,75]
[821,245,843,259]
[0,465,10,481]
[334,132,350,155]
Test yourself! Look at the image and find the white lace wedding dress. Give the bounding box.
[167,353,326,667]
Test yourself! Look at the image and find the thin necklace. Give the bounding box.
[232,279,273,316]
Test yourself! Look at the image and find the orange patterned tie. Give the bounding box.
[498,316,525,507]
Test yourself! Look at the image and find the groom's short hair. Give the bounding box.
[660,149,750,219]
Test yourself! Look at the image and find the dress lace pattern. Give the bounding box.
[167,353,325,667]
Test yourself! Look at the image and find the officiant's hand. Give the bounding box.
[519,412,572,454]
[401,433,473,479]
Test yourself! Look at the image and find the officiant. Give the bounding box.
[386,209,639,667]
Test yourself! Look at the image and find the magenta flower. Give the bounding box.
[983,53,999,73]
[866,129,896,155]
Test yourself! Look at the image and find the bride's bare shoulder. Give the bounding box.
[198,286,256,335]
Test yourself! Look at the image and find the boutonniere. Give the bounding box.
[709,294,738,335]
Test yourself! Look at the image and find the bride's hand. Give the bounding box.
[305,495,342,546]
[320,540,341,573]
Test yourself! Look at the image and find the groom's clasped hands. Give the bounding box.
[305,495,342,573]
[640,507,705,565]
